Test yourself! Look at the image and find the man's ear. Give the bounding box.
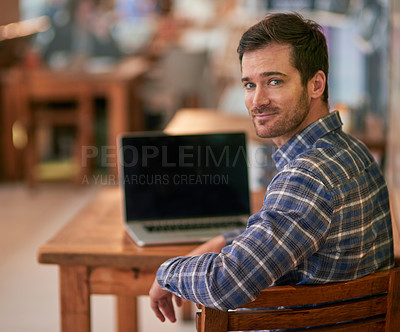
[308,70,326,99]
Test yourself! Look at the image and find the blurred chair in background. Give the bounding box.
[142,47,212,129]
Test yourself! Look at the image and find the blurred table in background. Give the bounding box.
[1,56,150,183]
[164,108,264,143]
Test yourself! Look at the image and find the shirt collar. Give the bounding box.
[272,110,343,171]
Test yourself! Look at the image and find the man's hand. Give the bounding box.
[149,236,227,322]
[149,279,182,323]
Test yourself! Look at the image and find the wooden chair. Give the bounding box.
[196,267,400,331]
[15,68,94,186]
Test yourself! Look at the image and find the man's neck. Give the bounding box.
[272,100,330,148]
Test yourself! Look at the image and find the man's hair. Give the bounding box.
[237,12,329,103]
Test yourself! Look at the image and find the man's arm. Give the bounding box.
[151,169,332,313]
[187,235,227,256]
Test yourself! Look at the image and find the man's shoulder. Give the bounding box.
[297,131,374,168]
[284,145,340,175]
[280,139,377,190]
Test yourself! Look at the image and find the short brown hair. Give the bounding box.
[237,12,329,103]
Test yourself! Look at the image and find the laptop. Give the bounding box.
[117,132,250,246]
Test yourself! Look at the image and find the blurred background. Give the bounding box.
[0,0,399,331]
[0,0,395,184]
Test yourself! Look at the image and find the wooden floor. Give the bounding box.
[0,183,195,332]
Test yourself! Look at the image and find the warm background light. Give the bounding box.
[0,16,50,41]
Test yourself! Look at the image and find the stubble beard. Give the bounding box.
[252,88,310,139]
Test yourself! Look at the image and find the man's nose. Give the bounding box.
[253,87,270,108]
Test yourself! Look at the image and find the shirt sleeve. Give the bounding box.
[156,167,333,310]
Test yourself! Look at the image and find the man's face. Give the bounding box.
[241,43,311,147]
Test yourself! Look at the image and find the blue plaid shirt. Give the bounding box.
[156,111,394,310]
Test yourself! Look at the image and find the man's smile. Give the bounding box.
[253,112,276,120]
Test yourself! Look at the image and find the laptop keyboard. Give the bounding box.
[144,219,246,233]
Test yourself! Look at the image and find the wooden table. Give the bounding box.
[37,186,265,332]
[1,56,150,182]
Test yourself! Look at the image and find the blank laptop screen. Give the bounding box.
[120,132,250,221]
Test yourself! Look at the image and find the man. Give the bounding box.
[149,12,394,323]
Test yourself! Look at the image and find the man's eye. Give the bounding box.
[270,79,281,86]
[244,82,256,89]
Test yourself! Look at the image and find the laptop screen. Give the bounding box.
[120,132,250,221]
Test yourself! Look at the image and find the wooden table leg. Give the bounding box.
[117,295,138,332]
[59,265,91,332]
[182,301,194,321]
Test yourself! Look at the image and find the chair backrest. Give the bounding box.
[196,267,400,332]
